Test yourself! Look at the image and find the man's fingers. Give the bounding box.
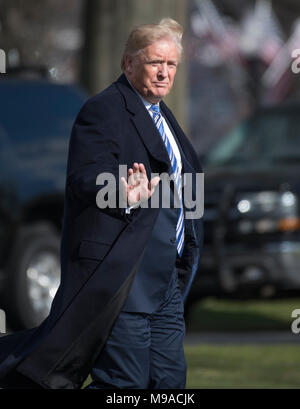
[132,163,139,174]
[128,163,148,185]
[138,163,146,174]
[120,176,127,188]
[120,177,128,202]
[149,176,160,195]
[151,176,160,187]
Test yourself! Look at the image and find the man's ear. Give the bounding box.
[124,55,133,74]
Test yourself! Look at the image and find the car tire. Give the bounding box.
[4,222,61,330]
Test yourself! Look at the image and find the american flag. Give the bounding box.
[190,0,296,105]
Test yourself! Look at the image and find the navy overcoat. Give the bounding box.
[0,74,203,388]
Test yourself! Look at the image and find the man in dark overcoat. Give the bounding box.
[0,18,203,389]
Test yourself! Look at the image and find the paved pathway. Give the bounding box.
[2,330,300,345]
[184,331,300,345]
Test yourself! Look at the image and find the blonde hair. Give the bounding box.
[121,18,183,71]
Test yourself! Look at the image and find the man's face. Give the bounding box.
[125,38,178,104]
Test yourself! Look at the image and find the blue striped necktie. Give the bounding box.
[149,104,184,257]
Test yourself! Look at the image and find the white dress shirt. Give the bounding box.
[125,80,183,213]
[137,94,182,174]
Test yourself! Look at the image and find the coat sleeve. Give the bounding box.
[66,97,136,222]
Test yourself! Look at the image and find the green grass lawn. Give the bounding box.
[184,298,300,388]
[185,344,300,388]
[186,297,300,332]
[83,344,300,389]
[83,298,300,389]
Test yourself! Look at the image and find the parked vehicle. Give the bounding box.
[187,102,300,310]
[0,75,87,329]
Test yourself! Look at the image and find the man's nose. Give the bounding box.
[158,63,168,78]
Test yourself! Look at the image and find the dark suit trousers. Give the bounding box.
[86,275,186,389]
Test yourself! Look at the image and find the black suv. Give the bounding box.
[188,102,300,307]
[0,77,87,329]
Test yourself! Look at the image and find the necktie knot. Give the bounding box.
[149,104,160,115]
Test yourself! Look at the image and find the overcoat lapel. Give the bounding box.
[115,75,170,174]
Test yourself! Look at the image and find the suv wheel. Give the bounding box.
[5,223,61,329]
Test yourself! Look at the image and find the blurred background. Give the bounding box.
[1,0,300,388]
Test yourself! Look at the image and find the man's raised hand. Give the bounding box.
[120,162,160,207]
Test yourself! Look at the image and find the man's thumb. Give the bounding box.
[149,176,160,195]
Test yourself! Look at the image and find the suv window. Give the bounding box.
[0,79,87,193]
[205,110,300,169]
